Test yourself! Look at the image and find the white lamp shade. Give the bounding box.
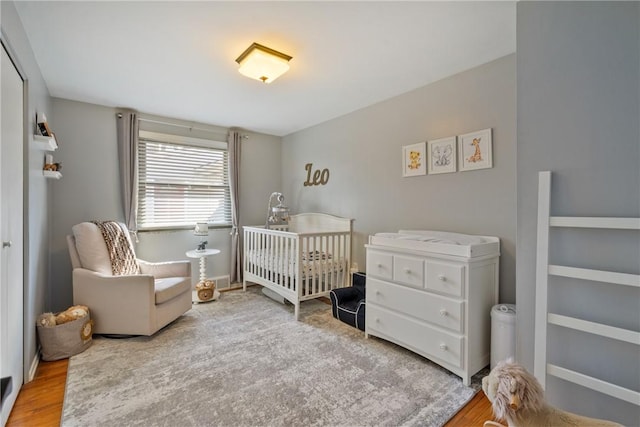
[194,222,208,236]
[236,43,291,84]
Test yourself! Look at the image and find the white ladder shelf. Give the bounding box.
[534,170,640,406]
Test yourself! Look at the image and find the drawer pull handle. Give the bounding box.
[438,274,447,282]
[375,318,380,323]
[439,343,448,351]
[404,268,411,275]
[377,263,383,268]
[375,290,380,296]
[439,309,448,317]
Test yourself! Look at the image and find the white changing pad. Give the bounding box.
[368,230,499,258]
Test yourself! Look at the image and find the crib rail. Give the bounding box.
[244,226,298,294]
[243,222,351,319]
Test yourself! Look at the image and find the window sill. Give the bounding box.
[137,224,232,233]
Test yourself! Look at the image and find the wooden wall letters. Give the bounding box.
[303,163,329,186]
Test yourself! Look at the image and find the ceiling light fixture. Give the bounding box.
[235,42,292,84]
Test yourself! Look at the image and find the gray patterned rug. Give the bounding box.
[62,287,483,426]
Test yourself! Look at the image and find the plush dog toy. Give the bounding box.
[482,360,622,427]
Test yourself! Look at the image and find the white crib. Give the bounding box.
[243,213,353,320]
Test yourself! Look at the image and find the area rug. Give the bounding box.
[62,287,484,426]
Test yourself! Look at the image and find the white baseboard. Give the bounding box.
[27,349,40,382]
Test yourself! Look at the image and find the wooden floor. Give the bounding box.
[7,357,497,426]
[6,359,68,427]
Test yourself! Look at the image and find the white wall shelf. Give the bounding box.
[34,134,58,151]
[43,170,62,180]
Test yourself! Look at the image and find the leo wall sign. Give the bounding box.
[303,163,330,186]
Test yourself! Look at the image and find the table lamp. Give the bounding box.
[194,222,208,251]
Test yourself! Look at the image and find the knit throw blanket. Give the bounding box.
[92,221,140,276]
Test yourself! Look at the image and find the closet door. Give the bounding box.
[0,43,24,426]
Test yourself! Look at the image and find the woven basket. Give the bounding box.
[37,313,93,361]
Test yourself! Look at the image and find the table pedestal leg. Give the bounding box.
[199,256,206,282]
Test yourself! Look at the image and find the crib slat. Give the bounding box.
[322,235,328,292]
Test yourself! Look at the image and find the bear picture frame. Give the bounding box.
[402,142,426,177]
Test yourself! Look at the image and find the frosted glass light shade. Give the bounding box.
[236,43,292,84]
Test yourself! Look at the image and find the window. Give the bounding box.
[137,130,231,229]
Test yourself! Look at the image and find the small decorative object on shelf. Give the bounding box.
[36,112,53,137]
[43,153,62,179]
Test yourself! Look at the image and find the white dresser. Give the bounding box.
[365,230,500,385]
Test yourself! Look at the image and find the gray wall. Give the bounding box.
[282,55,517,303]
[516,2,639,424]
[49,98,281,310]
[1,1,53,379]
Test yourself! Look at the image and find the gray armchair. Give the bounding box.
[67,222,192,336]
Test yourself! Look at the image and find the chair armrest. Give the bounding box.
[72,268,156,334]
[138,260,191,278]
[73,268,155,301]
[330,286,364,304]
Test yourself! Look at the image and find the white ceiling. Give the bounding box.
[15,1,516,137]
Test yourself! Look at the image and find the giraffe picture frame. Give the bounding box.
[458,128,492,171]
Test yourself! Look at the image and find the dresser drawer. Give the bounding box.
[425,261,464,297]
[368,278,463,332]
[367,250,393,281]
[393,255,424,288]
[367,305,463,368]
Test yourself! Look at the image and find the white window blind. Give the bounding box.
[137,131,231,229]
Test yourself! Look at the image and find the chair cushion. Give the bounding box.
[72,222,112,275]
[155,277,191,305]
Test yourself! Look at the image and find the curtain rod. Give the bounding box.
[132,116,248,139]
[116,114,249,138]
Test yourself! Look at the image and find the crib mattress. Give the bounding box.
[246,249,345,279]
[368,230,499,258]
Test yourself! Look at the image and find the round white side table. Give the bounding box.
[186,248,221,303]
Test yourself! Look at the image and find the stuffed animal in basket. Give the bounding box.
[38,305,89,327]
[55,305,89,324]
[482,360,622,427]
[37,312,57,327]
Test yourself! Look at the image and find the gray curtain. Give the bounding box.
[228,130,242,284]
[116,110,139,235]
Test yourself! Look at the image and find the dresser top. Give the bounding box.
[368,230,500,258]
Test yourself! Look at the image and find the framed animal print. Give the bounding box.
[458,128,492,171]
[402,142,426,177]
[427,136,457,174]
